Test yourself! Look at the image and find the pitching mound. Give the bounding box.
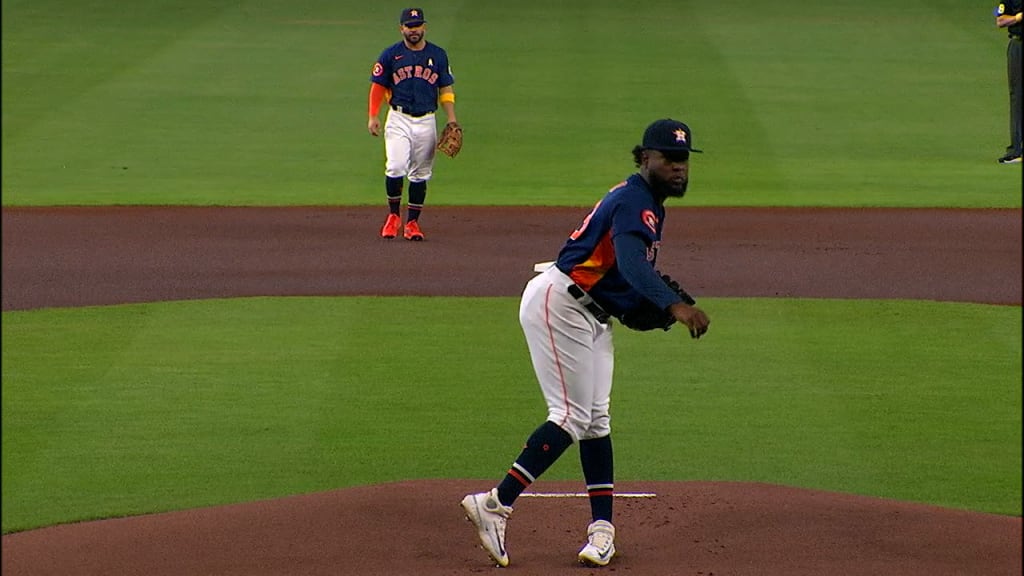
[2,206,1020,575]
[2,480,1020,575]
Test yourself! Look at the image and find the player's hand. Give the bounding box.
[669,302,710,339]
[367,117,381,136]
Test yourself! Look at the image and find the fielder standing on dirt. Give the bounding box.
[461,118,711,568]
[367,7,459,240]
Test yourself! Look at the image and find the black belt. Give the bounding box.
[391,105,432,117]
[567,284,611,324]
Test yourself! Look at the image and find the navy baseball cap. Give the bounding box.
[641,119,703,153]
[400,8,426,26]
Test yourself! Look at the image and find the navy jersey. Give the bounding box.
[370,41,454,116]
[555,174,676,318]
[1000,1,1023,36]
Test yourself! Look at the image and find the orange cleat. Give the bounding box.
[404,220,424,241]
[380,214,401,238]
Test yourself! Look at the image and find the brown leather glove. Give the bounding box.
[437,122,463,157]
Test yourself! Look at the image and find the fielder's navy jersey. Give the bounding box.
[999,1,1023,35]
[555,173,673,318]
[370,41,453,116]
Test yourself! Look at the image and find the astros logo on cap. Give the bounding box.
[674,129,688,143]
[410,9,419,17]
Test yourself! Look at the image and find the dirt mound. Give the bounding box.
[2,206,1020,575]
[2,480,1019,576]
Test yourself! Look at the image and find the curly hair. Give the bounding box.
[632,145,645,167]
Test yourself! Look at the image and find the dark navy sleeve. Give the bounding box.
[613,233,684,311]
[436,47,454,87]
[370,46,393,86]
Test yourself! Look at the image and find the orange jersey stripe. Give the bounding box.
[568,230,616,290]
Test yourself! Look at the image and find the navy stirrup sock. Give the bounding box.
[580,435,614,522]
[407,180,427,221]
[496,421,573,507]
[385,177,403,215]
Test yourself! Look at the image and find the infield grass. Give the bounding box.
[2,0,1020,207]
[2,0,1021,536]
[3,297,1020,532]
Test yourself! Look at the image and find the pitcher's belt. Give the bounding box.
[567,284,611,324]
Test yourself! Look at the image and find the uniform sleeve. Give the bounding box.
[436,48,454,87]
[369,49,391,86]
[613,233,684,311]
[609,196,658,243]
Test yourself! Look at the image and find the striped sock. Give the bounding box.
[580,435,614,522]
[496,421,573,507]
[406,202,423,223]
[407,180,426,221]
[385,177,403,215]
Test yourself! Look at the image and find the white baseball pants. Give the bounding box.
[384,108,437,181]
[519,266,614,443]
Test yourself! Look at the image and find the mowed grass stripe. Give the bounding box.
[3,297,1020,532]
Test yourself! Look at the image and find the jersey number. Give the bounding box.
[569,200,602,240]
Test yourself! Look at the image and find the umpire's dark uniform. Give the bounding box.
[999,1,1023,162]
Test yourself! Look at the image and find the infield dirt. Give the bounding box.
[1,206,1021,576]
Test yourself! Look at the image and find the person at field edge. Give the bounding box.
[996,1,1023,164]
[367,7,457,240]
[460,119,712,568]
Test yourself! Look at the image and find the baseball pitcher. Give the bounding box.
[461,119,711,568]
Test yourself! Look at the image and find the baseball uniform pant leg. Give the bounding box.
[519,267,614,443]
[581,326,613,440]
[407,114,437,182]
[1008,37,1023,156]
[383,109,412,178]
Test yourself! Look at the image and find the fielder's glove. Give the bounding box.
[619,273,696,332]
[437,121,463,157]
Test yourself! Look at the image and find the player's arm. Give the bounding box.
[615,232,709,336]
[613,233,682,310]
[367,82,388,136]
[438,86,456,124]
[996,3,1023,26]
[367,54,391,136]
[437,54,457,123]
[368,83,388,116]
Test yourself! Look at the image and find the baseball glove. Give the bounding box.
[619,273,696,332]
[437,121,463,157]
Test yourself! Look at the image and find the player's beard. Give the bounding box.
[649,171,688,199]
[403,30,423,45]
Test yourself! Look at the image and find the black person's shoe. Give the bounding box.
[997,153,1022,164]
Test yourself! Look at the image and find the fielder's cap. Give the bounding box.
[400,8,426,26]
[641,118,703,153]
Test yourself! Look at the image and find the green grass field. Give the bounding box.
[2,0,1020,206]
[2,0,1021,535]
[2,298,1020,532]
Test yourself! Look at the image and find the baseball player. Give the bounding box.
[996,1,1023,164]
[367,7,457,240]
[461,119,711,568]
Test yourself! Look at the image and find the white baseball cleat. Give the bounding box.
[578,519,616,567]
[460,488,513,567]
